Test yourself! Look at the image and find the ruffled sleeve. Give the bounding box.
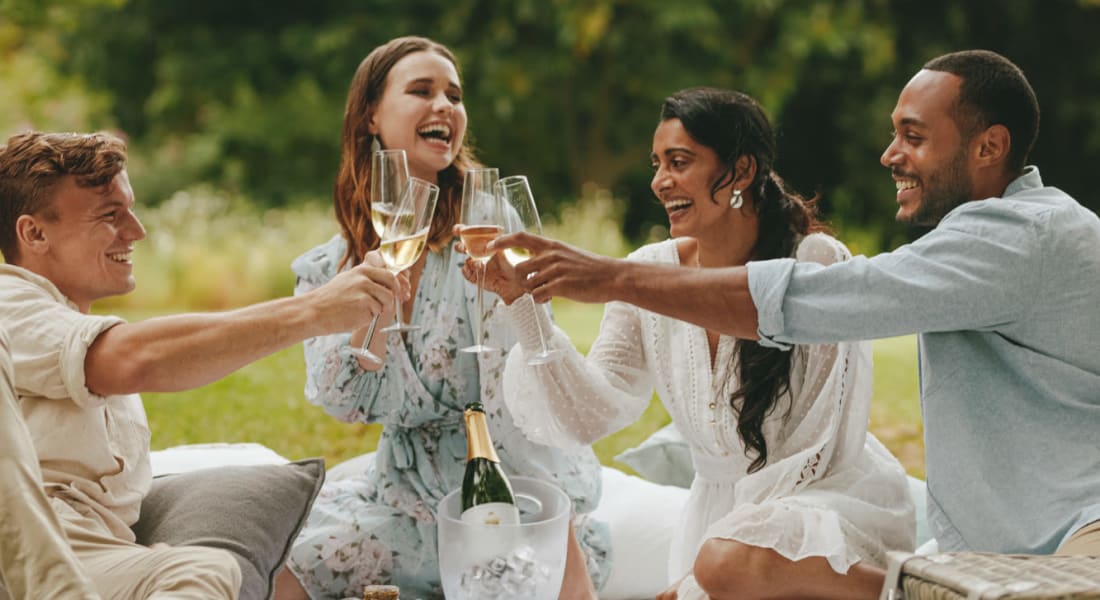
[466,293,603,516]
[499,245,668,449]
[291,235,402,423]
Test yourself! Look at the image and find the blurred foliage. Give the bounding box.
[2,0,1099,251]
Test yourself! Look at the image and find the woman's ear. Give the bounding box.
[733,155,757,190]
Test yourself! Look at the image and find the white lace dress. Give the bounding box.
[501,234,915,598]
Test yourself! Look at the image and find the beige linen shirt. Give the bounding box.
[0,264,151,542]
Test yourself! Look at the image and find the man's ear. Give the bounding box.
[15,214,49,255]
[975,124,1010,167]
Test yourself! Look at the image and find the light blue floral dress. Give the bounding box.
[286,235,611,599]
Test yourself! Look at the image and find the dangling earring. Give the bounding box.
[729,188,743,209]
[370,136,381,153]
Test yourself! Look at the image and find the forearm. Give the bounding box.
[86,294,324,395]
[608,261,759,339]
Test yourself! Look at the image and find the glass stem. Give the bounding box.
[475,265,486,349]
[533,302,551,356]
[394,294,403,330]
[359,314,381,360]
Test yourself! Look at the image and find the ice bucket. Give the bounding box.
[437,476,570,600]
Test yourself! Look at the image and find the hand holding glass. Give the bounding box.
[496,175,562,365]
[352,177,439,362]
[458,168,502,354]
[350,150,410,362]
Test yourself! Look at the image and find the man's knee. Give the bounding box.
[148,546,241,599]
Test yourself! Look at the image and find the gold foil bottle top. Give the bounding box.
[362,584,399,599]
[464,402,501,463]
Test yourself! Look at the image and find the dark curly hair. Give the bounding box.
[659,87,827,473]
[334,36,481,270]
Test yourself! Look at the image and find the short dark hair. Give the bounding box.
[0,131,127,262]
[923,50,1039,172]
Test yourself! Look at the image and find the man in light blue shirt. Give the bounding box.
[495,50,1100,558]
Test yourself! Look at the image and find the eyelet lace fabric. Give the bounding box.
[502,233,915,598]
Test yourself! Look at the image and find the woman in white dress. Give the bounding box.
[465,87,915,599]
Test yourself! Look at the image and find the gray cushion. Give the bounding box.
[614,422,694,489]
[131,458,325,600]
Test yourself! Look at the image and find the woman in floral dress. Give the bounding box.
[272,36,610,600]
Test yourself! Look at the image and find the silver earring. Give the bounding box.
[370,136,381,153]
[729,189,743,209]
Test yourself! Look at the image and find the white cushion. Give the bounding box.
[594,467,689,600]
[150,442,289,476]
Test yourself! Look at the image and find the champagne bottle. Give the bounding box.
[461,401,521,526]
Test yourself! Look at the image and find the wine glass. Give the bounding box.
[496,175,563,365]
[458,168,502,354]
[369,149,410,239]
[352,177,439,362]
[350,150,410,362]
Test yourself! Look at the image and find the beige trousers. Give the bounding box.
[1056,520,1100,555]
[53,499,242,600]
[0,334,99,599]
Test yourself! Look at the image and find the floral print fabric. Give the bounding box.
[285,235,610,599]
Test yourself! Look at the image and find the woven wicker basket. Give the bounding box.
[887,553,1100,600]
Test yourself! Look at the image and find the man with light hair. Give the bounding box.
[0,130,400,598]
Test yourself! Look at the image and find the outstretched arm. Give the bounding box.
[489,231,760,339]
[85,263,398,395]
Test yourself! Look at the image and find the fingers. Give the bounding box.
[459,258,481,285]
[361,250,386,268]
[488,230,549,253]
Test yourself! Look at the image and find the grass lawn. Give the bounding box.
[141,301,925,478]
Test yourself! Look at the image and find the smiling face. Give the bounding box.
[26,170,146,312]
[650,118,739,239]
[368,50,468,182]
[882,69,977,226]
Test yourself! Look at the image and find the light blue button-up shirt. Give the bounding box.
[747,167,1100,553]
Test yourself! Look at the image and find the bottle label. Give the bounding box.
[460,502,521,526]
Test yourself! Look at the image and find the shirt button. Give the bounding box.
[708,402,717,409]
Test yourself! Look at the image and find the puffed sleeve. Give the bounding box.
[291,235,401,423]
[499,244,672,448]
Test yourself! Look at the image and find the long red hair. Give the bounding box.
[335,36,481,269]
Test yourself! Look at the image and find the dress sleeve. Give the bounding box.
[500,294,656,449]
[292,239,401,423]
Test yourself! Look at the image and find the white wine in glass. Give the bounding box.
[369,149,409,236]
[351,149,409,362]
[496,175,563,365]
[458,168,501,354]
[379,228,430,272]
[356,177,439,362]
